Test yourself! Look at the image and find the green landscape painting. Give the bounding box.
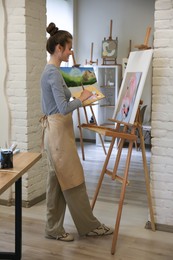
[59,67,97,87]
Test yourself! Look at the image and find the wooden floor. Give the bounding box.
[0,142,173,260]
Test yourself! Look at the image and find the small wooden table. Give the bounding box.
[0,152,42,260]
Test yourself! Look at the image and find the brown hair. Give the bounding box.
[46,22,72,54]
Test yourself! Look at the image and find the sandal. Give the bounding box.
[86,224,113,236]
[45,232,74,242]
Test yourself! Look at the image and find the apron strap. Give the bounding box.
[39,115,48,153]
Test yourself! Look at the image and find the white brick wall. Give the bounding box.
[151,0,173,226]
[1,0,47,206]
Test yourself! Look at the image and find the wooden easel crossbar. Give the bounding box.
[81,103,155,255]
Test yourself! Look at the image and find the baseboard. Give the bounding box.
[75,138,96,143]
[0,193,46,208]
[0,198,13,206]
[145,221,173,233]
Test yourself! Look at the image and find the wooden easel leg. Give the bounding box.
[112,126,132,182]
[77,108,85,161]
[138,126,155,231]
[83,106,89,124]
[98,133,107,155]
[91,137,116,210]
[112,138,125,180]
[111,139,134,255]
[89,105,107,155]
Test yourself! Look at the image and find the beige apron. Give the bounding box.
[40,113,84,191]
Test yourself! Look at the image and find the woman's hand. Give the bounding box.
[78,89,93,102]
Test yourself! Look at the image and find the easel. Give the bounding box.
[81,101,155,254]
[77,102,107,161]
[102,19,118,65]
[71,50,80,67]
[85,42,98,66]
[135,26,152,50]
[71,51,106,160]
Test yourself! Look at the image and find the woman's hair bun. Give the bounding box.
[46,22,59,36]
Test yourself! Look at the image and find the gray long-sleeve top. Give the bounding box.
[40,64,82,115]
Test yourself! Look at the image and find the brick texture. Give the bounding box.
[151,0,173,226]
[1,0,47,206]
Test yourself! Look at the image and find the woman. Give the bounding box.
[40,22,113,242]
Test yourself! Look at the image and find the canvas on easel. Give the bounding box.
[113,49,153,124]
[114,72,142,123]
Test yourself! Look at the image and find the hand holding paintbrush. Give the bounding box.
[78,82,93,103]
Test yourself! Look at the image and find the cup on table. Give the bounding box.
[0,149,13,169]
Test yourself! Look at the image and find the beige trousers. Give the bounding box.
[45,152,101,236]
[41,113,100,236]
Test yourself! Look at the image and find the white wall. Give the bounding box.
[74,0,155,66]
[47,0,73,32]
[46,0,155,67]
[46,0,74,66]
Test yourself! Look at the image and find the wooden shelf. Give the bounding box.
[100,86,115,88]
[95,65,122,146]
[100,104,115,107]
[100,123,115,127]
